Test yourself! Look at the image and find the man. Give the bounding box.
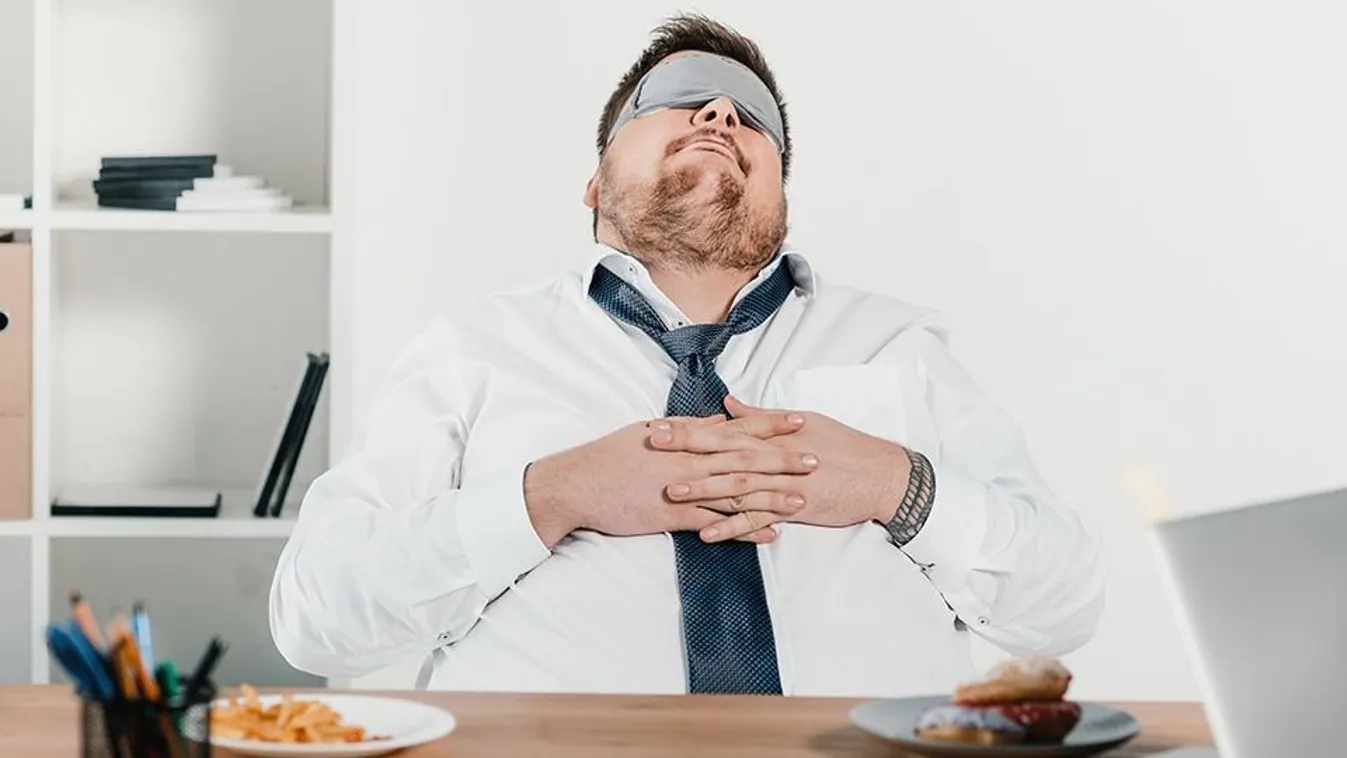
[269,14,1104,697]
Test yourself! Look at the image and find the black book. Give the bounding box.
[255,353,330,518]
[98,165,219,182]
[97,196,179,211]
[93,177,197,198]
[101,154,217,170]
[271,354,329,517]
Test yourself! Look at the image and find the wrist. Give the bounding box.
[523,455,580,549]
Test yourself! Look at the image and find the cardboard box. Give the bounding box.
[0,243,32,519]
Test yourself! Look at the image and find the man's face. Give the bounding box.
[586,57,787,271]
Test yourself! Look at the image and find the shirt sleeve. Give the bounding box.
[268,322,551,680]
[895,326,1107,657]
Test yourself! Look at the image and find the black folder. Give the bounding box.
[255,352,330,517]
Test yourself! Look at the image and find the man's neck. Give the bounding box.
[594,225,766,323]
[646,262,757,324]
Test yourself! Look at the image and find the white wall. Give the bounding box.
[0,0,34,196]
[335,0,1347,700]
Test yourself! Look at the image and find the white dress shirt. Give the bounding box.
[268,244,1105,697]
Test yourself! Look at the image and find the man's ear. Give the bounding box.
[583,171,599,210]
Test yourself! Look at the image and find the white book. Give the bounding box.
[0,194,27,211]
[180,187,283,200]
[192,176,264,192]
[176,193,294,212]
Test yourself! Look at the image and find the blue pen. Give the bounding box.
[131,601,154,669]
[47,620,116,700]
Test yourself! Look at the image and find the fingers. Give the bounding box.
[669,507,782,544]
[697,447,819,477]
[648,420,815,463]
[733,526,779,544]
[702,510,783,544]
[650,399,804,443]
[723,409,806,440]
[690,489,808,517]
[648,415,724,428]
[648,418,769,454]
[666,471,814,504]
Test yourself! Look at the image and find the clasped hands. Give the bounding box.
[524,396,913,549]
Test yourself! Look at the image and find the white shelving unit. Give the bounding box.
[1,0,339,689]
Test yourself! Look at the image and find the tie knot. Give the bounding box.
[588,257,797,367]
[657,324,734,363]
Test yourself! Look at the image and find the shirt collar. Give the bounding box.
[578,243,818,300]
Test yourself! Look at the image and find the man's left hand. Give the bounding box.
[648,395,912,542]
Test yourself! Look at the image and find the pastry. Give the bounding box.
[916,656,1084,745]
[914,704,1027,745]
[990,700,1083,742]
[953,654,1072,705]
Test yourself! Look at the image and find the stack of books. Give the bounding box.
[0,193,31,212]
[92,155,294,212]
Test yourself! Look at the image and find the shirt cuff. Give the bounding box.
[453,464,551,600]
[898,467,989,576]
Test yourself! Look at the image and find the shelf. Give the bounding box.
[0,488,298,539]
[44,514,295,539]
[0,210,34,230]
[0,518,37,537]
[48,203,332,234]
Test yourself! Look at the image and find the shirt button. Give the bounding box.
[977,617,990,626]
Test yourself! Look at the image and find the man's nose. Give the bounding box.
[692,97,741,132]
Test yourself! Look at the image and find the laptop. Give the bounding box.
[1146,484,1346,758]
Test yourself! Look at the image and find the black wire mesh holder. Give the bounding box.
[80,684,215,758]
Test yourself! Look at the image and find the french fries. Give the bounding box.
[210,683,389,744]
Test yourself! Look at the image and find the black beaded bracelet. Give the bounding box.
[882,448,936,546]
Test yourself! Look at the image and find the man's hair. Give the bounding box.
[592,14,792,235]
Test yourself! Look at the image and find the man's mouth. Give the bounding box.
[676,135,745,173]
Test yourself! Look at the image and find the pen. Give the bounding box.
[155,661,180,705]
[156,661,185,740]
[111,618,183,758]
[131,602,154,669]
[184,636,226,702]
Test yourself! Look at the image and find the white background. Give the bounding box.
[348,0,1345,700]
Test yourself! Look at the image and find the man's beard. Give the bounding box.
[597,148,787,272]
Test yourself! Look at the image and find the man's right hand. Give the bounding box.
[523,411,815,549]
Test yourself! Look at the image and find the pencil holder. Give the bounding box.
[80,685,215,758]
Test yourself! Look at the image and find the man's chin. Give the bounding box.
[664,165,742,205]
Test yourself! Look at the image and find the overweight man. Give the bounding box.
[269,14,1105,697]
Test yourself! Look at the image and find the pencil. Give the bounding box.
[69,590,106,651]
[107,631,139,701]
[110,617,160,701]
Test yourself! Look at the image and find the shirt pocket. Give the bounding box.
[769,364,907,445]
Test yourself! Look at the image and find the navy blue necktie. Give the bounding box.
[589,259,796,695]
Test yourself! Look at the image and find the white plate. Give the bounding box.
[208,694,456,757]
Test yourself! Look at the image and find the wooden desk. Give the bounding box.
[0,685,1212,757]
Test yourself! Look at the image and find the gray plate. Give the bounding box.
[850,696,1140,758]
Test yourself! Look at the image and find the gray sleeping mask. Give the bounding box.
[606,52,784,152]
